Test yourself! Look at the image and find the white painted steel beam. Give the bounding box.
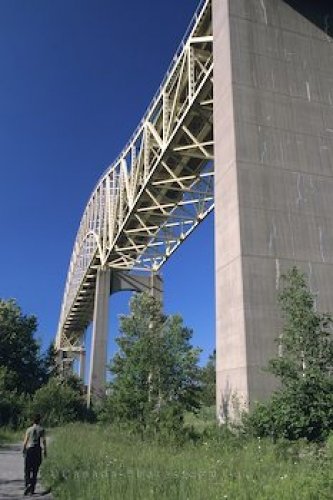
[56,0,214,359]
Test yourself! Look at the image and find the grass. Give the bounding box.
[0,427,23,447]
[41,423,333,500]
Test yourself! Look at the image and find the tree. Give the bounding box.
[41,342,58,382]
[0,366,27,427]
[101,293,202,435]
[30,377,87,427]
[247,267,333,441]
[200,350,216,406]
[0,299,46,394]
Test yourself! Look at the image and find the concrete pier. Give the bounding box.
[88,267,111,406]
[79,348,86,381]
[213,0,333,419]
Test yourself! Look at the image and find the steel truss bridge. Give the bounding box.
[56,0,213,400]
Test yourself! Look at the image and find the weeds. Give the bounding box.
[0,427,23,446]
[41,424,333,499]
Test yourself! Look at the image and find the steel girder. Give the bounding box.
[56,0,213,349]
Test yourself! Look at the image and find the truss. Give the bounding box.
[56,0,214,349]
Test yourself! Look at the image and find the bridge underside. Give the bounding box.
[56,0,333,414]
[56,0,214,402]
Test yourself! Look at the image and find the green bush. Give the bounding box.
[0,427,24,446]
[0,391,27,428]
[30,377,87,427]
[247,268,333,442]
[0,366,28,427]
[246,377,333,441]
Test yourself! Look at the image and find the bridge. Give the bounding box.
[56,0,333,417]
[56,0,213,404]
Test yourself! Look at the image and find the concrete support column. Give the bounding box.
[59,350,75,378]
[79,349,86,382]
[87,267,110,407]
[57,349,64,375]
[213,0,333,421]
[213,0,248,421]
[149,273,163,303]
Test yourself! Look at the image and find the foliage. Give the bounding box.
[0,299,46,394]
[0,366,28,427]
[41,342,58,382]
[185,405,216,434]
[327,433,333,461]
[0,297,96,429]
[30,377,87,427]
[269,267,333,384]
[200,350,216,406]
[41,423,333,500]
[247,267,333,441]
[100,293,202,436]
[0,426,24,446]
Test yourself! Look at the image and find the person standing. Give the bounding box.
[22,413,47,496]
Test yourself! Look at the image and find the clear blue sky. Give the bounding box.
[0,0,215,366]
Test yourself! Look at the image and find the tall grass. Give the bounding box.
[41,423,333,499]
[0,427,23,446]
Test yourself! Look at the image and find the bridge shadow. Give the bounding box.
[284,0,333,37]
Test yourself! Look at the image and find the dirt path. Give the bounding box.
[0,443,52,499]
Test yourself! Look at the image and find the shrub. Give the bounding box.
[30,377,87,427]
[247,267,333,441]
[0,366,28,427]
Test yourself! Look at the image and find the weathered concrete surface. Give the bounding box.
[214,0,333,418]
[213,0,248,419]
[0,443,52,499]
[88,267,111,406]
